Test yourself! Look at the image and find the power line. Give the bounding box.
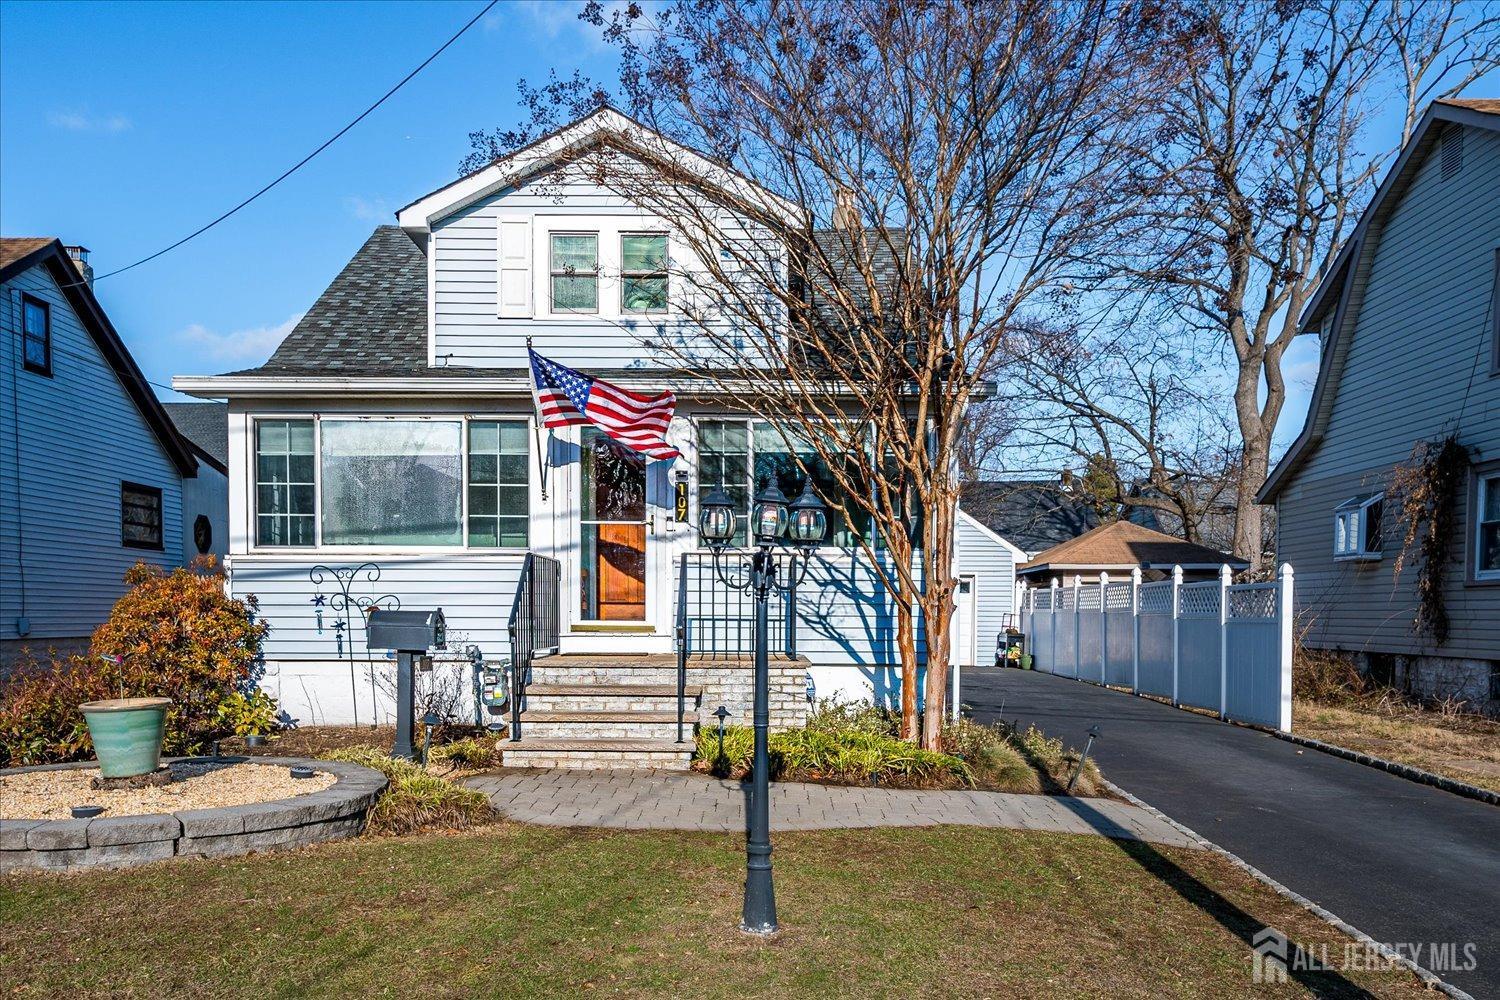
[89,0,499,284]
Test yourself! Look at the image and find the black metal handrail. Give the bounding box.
[674,550,800,742]
[507,552,560,741]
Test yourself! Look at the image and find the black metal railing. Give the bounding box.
[507,552,561,741]
[674,551,800,742]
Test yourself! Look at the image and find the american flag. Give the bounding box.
[528,348,680,460]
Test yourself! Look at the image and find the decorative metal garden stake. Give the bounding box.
[700,480,827,937]
[308,562,399,730]
[1067,725,1101,793]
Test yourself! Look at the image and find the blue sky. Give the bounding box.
[0,0,614,392]
[0,1,1490,455]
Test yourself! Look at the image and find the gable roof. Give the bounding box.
[162,402,228,473]
[1258,97,1500,503]
[0,237,197,477]
[397,106,803,235]
[1018,519,1246,577]
[960,480,1103,556]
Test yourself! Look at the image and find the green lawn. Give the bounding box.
[3,823,1425,999]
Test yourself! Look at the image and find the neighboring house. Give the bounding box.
[1016,520,1246,588]
[173,109,1023,755]
[961,480,1102,558]
[1259,98,1500,713]
[1,238,199,664]
[163,402,229,566]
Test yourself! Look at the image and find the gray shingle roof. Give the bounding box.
[961,480,1104,557]
[230,226,429,376]
[162,402,228,469]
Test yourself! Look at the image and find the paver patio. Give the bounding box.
[461,769,1199,847]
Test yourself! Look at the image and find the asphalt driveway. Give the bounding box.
[961,665,1500,998]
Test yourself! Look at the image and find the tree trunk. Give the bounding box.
[919,496,957,750]
[1231,361,1271,573]
[895,604,919,741]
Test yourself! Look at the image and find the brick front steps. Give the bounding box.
[499,653,810,770]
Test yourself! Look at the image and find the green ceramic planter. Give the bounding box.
[80,697,172,778]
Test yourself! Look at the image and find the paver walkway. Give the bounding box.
[461,769,1199,847]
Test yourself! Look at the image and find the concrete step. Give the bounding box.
[522,683,703,713]
[510,709,686,741]
[501,737,694,771]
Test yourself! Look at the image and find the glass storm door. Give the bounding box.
[579,428,648,622]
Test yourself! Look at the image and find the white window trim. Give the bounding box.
[531,214,676,322]
[548,231,600,315]
[620,231,669,315]
[248,413,533,555]
[1333,493,1383,562]
[1476,472,1500,581]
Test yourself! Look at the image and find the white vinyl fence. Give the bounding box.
[1019,564,1294,732]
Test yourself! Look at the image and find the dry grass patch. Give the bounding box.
[1294,699,1500,794]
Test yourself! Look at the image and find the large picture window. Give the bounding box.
[255,419,315,546]
[321,420,462,546]
[467,421,529,547]
[697,419,870,547]
[254,416,529,548]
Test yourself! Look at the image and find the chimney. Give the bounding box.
[63,245,92,287]
[831,188,859,230]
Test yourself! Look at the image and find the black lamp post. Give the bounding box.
[699,478,826,936]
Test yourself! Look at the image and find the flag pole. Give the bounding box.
[525,337,549,500]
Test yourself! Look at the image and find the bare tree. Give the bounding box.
[1001,321,1239,547]
[1098,0,1500,570]
[474,0,1174,745]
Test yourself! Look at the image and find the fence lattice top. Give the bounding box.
[1137,582,1172,614]
[1177,582,1221,618]
[1228,584,1277,619]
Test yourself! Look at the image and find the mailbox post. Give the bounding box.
[367,609,446,760]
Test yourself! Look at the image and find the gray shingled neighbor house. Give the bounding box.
[173,109,1023,764]
[1258,98,1500,714]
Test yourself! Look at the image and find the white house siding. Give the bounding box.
[1277,124,1500,667]
[229,552,527,726]
[955,511,1019,666]
[431,169,756,370]
[1,265,182,644]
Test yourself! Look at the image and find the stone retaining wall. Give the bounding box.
[685,661,810,731]
[0,757,385,872]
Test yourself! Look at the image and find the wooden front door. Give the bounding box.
[579,428,648,622]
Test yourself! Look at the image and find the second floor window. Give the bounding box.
[21,295,50,376]
[1477,472,1500,580]
[121,482,163,550]
[621,234,667,313]
[550,233,598,313]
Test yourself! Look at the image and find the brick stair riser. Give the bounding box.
[503,751,692,770]
[523,694,699,713]
[514,719,687,741]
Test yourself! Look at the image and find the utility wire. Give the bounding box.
[89,0,499,284]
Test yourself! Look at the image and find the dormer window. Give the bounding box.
[1334,492,1383,561]
[621,234,668,313]
[550,233,598,313]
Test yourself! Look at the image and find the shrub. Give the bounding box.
[939,718,1038,792]
[804,699,900,738]
[326,745,492,835]
[429,736,497,769]
[698,724,972,787]
[0,560,271,767]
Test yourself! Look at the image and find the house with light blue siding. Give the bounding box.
[174,109,1021,764]
[1,238,204,664]
[1259,98,1500,713]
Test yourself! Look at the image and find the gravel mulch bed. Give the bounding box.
[1,760,337,820]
